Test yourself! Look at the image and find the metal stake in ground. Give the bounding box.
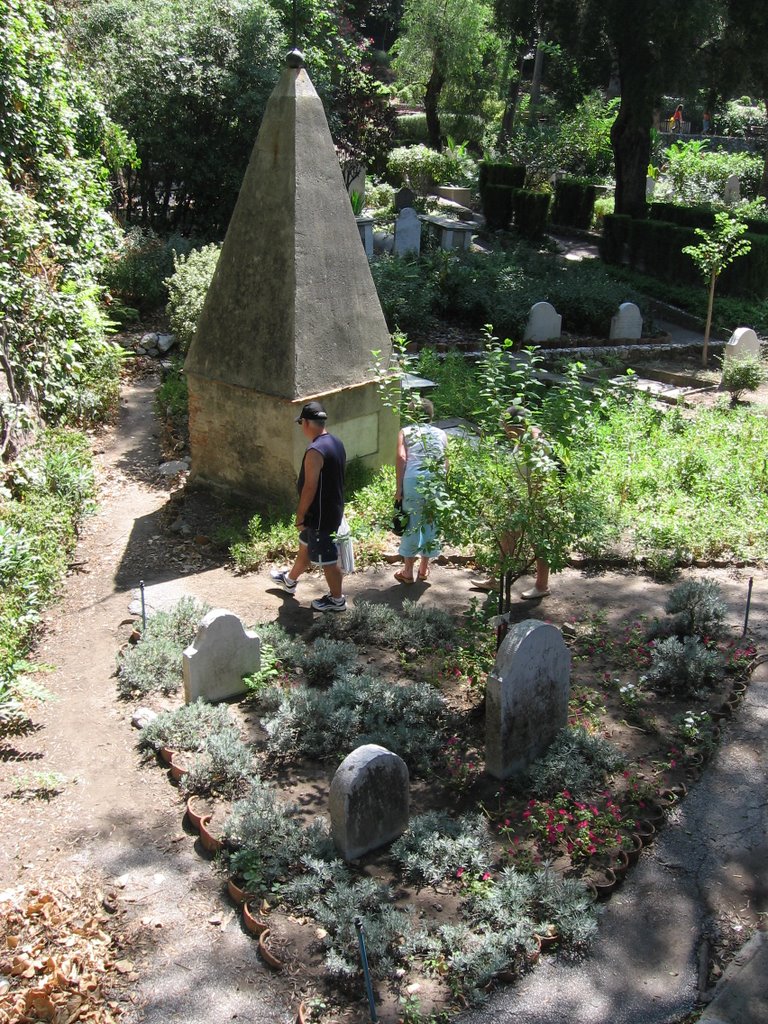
[743,576,753,636]
[139,579,147,632]
[354,916,378,1023]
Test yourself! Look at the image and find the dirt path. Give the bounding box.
[2,367,766,1023]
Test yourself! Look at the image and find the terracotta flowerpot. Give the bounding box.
[258,928,283,971]
[296,1004,308,1024]
[611,849,630,878]
[169,753,188,783]
[626,832,644,865]
[185,796,210,833]
[730,680,747,699]
[635,819,656,847]
[227,875,251,905]
[242,900,268,936]
[159,746,177,766]
[198,815,223,854]
[534,926,559,950]
[590,867,617,900]
[526,933,542,966]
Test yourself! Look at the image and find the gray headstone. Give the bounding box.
[523,301,562,343]
[356,214,374,258]
[724,173,740,204]
[394,186,416,212]
[724,326,760,362]
[329,744,409,860]
[646,176,656,198]
[610,301,643,340]
[183,609,261,703]
[393,207,421,256]
[485,619,571,780]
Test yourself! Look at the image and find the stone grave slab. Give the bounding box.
[329,744,409,860]
[523,301,562,343]
[724,327,760,362]
[486,619,570,780]
[610,302,643,340]
[183,609,261,703]
[393,207,421,256]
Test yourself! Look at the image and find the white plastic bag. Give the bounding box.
[336,516,355,575]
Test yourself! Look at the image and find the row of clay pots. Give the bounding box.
[181,797,284,972]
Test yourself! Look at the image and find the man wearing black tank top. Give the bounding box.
[269,400,348,612]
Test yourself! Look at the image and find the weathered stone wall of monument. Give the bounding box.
[187,375,398,507]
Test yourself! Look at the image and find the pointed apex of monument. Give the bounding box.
[285,48,304,68]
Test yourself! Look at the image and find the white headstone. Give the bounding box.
[724,173,740,204]
[523,301,562,343]
[610,301,643,340]
[182,609,261,703]
[393,207,421,256]
[724,326,760,363]
[486,619,571,780]
[329,744,409,860]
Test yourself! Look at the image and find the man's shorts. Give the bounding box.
[299,528,338,566]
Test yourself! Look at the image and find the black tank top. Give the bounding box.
[297,432,346,532]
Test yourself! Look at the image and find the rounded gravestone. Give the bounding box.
[485,618,570,780]
[329,744,409,860]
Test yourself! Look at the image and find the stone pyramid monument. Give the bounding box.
[185,50,397,507]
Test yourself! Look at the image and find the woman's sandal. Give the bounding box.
[394,570,415,584]
[417,569,430,581]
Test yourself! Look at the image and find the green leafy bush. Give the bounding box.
[103,228,194,312]
[720,354,767,402]
[165,243,222,354]
[370,254,437,334]
[116,597,209,697]
[387,144,476,193]
[1,430,95,696]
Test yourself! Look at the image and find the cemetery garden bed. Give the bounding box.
[121,579,758,1024]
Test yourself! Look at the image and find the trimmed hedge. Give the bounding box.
[482,183,515,230]
[479,160,526,200]
[552,179,597,230]
[512,189,551,239]
[649,202,716,229]
[601,213,768,299]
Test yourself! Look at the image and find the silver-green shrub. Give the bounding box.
[663,578,728,638]
[645,636,725,695]
[262,672,447,772]
[117,596,208,697]
[527,726,625,799]
[390,811,494,885]
[139,699,236,753]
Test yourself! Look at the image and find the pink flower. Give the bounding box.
[456,867,465,878]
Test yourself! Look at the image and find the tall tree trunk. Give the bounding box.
[498,51,524,145]
[760,97,768,199]
[530,32,544,113]
[425,61,444,151]
[611,103,651,218]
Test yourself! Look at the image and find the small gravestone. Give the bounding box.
[523,301,562,343]
[329,744,409,860]
[646,176,656,198]
[393,207,421,256]
[724,326,760,363]
[486,619,570,780]
[394,186,416,212]
[610,301,643,340]
[724,173,740,204]
[183,609,261,703]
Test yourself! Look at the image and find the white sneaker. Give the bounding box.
[269,569,297,593]
[521,586,550,599]
[311,593,347,613]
